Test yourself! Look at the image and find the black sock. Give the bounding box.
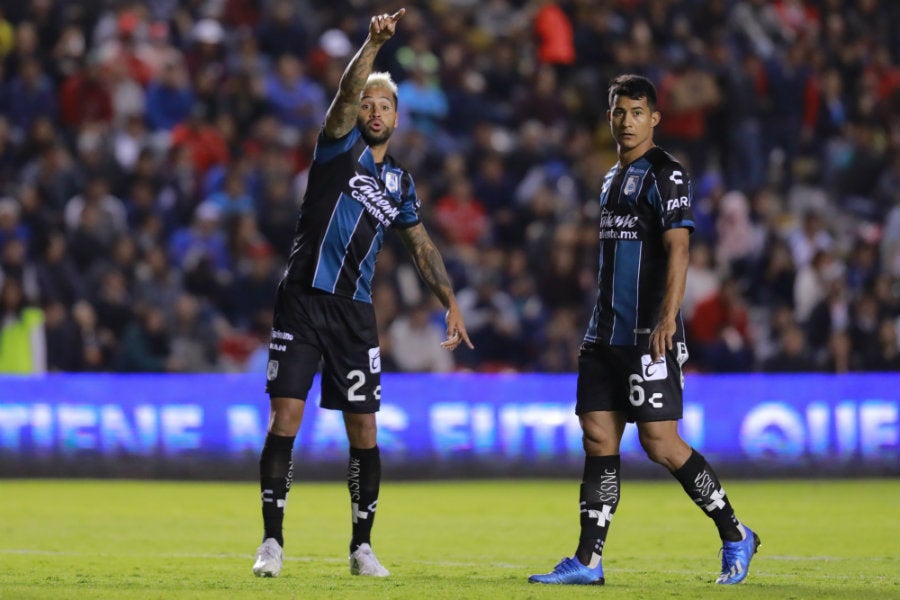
[575,455,620,566]
[348,445,381,553]
[259,433,295,547]
[671,449,742,542]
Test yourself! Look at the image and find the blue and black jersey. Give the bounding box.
[283,127,421,303]
[584,147,695,347]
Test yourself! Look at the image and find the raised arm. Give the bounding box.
[396,223,473,351]
[322,9,405,140]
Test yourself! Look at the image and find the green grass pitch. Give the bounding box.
[1,478,898,599]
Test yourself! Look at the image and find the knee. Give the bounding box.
[269,401,304,436]
[345,415,377,448]
[582,428,616,456]
[639,436,690,471]
[640,439,667,466]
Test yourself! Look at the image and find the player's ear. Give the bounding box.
[651,110,661,128]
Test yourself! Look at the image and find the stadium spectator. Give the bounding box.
[58,57,113,131]
[114,304,181,372]
[805,277,850,352]
[167,292,220,372]
[532,0,575,71]
[255,0,310,61]
[4,57,57,138]
[794,248,840,323]
[689,276,755,372]
[387,299,455,373]
[43,299,81,371]
[762,322,817,372]
[169,103,230,176]
[145,56,195,131]
[34,230,86,307]
[204,166,255,218]
[0,275,45,373]
[819,330,861,373]
[224,239,280,330]
[865,317,900,371]
[433,178,489,248]
[396,54,449,142]
[456,268,520,370]
[263,53,326,134]
[63,174,127,242]
[682,240,720,322]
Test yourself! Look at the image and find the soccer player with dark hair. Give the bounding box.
[251,9,472,578]
[528,74,759,586]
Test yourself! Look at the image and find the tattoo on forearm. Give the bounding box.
[327,42,381,134]
[402,227,454,307]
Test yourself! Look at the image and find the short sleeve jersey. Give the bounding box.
[283,127,421,303]
[584,147,695,346]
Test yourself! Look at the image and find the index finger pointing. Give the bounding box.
[390,8,406,22]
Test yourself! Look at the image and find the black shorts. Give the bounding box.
[265,282,381,413]
[575,341,689,422]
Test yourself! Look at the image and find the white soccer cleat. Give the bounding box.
[252,538,283,577]
[349,543,390,577]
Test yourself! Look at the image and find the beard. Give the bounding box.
[358,118,393,147]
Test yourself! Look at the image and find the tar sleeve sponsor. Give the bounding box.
[655,162,695,233]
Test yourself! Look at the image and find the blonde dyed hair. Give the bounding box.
[362,72,399,109]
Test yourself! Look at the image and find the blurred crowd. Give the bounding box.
[0,0,899,375]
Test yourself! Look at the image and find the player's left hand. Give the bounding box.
[649,318,675,363]
[441,305,474,351]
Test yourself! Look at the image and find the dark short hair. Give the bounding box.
[608,74,658,111]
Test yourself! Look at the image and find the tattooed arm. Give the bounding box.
[397,223,473,351]
[322,9,405,140]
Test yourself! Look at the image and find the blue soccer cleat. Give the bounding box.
[716,526,761,584]
[528,556,604,585]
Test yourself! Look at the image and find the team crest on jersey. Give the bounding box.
[624,175,639,195]
[384,171,400,194]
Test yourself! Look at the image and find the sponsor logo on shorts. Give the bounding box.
[266,360,279,381]
[640,354,668,381]
[272,329,294,341]
[368,347,381,373]
[269,343,286,352]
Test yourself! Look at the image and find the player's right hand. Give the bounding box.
[369,9,405,43]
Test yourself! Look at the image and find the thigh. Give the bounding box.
[619,344,687,423]
[318,296,382,414]
[265,284,323,400]
[575,343,627,415]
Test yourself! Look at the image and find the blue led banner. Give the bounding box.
[0,373,896,477]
